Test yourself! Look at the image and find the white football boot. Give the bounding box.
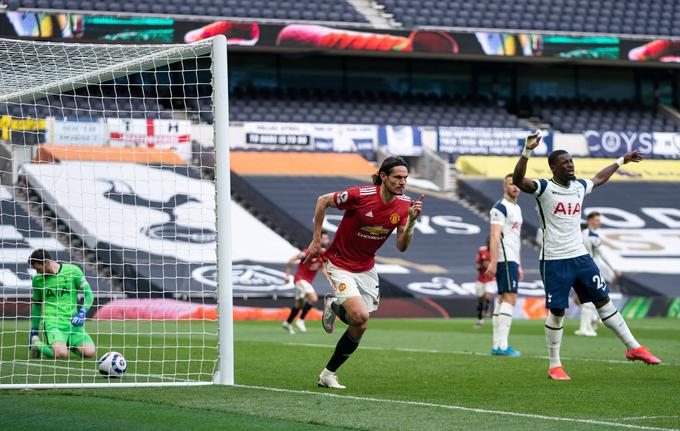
[317,368,346,389]
[295,319,307,333]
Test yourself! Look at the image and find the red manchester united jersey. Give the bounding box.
[326,185,411,273]
[476,246,495,282]
[294,248,325,283]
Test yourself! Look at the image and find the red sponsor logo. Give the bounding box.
[553,202,581,215]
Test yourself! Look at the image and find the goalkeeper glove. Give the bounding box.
[71,309,86,327]
[29,329,39,348]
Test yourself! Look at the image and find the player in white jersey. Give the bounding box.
[513,133,661,380]
[485,174,523,356]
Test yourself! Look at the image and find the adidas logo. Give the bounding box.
[365,211,374,218]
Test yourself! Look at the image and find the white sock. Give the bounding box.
[579,303,593,332]
[545,312,564,368]
[491,297,500,349]
[497,302,514,350]
[597,301,640,350]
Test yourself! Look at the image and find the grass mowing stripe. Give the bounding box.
[280,342,677,367]
[234,384,680,431]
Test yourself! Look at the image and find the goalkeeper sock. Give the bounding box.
[325,330,361,372]
[286,307,300,324]
[597,301,640,349]
[35,340,54,359]
[299,301,313,320]
[331,301,350,325]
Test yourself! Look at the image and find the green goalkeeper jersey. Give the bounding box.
[32,263,93,324]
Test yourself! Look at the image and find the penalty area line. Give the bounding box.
[234,384,679,431]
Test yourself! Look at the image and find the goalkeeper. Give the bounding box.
[28,249,96,359]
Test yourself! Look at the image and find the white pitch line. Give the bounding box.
[283,342,676,366]
[614,416,680,421]
[1,360,178,382]
[234,384,679,431]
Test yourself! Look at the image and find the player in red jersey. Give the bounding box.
[304,156,424,389]
[474,237,497,328]
[281,231,330,334]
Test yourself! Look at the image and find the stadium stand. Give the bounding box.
[229,152,544,316]
[527,98,680,133]
[458,177,680,297]
[381,0,680,37]
[217,88,525,127]
[2,0,369,23]
[0,184,110,297]
[19,159,307,298]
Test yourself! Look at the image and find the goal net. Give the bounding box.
[0,36,233,388]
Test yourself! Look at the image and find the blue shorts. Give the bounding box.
[496,261,519,294]
[540,254,609,309]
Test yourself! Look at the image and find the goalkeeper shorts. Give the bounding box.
[44,319,94,347]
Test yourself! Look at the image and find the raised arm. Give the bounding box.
[284,252,303,283]
[591,150,643,188]
[512,133,541,193]
[304,192,336,262]
[396,194,424,252]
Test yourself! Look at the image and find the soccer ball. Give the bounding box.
[98,351,127,378]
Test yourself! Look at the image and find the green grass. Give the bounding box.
[2,318,680,430]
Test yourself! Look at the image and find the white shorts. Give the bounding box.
[294,280,315,301]
[475,281,497,297]
[326,260,380,312]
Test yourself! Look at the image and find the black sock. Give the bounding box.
[477,299,484,320]
[325,330,361,372]
[483,298,490,315]
[299,301,313,320]
[331,301,350,325]
[286,307,300,324]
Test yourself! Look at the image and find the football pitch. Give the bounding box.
[1,318,679,430]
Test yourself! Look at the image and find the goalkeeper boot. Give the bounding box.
[321,294,337,334]
[317,368,346,389]
[295,319,307,333]
[625,346,661,365]
[30,335,41,359]
[281,321,295,335]
[548,366,571,381]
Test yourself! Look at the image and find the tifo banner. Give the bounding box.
[455,155,680,181]
[586,130,680,159]
[2,12,680,64]
[438,127,552,156]
[45,118,105,146]
[378,126,423,156]
[241,122,378,153]
[107,118,192,161]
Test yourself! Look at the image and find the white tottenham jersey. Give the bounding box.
[489,198,522,263]
[582,228,614,272]
[532,178,592,260]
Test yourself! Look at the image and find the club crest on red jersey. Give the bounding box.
[390,213,401,224]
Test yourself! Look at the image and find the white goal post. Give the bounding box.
[0,35,233,388]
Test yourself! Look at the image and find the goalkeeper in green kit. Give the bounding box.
[28,249,96,359]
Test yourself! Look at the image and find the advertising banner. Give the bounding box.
[584,130,654,158]
[241,122,378,153]
[652,133,680,159]
[2,12,679,64]
[45,118,105,146]
[437,127,552,156]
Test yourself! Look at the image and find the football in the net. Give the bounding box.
[98,351,127,378]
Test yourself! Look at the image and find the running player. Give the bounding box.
[485,174,524,357]
[513,134,661,380]
[28,249,96,360]
[305,156,423,389]
[474,237,496,328]
[282,231,330,334]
